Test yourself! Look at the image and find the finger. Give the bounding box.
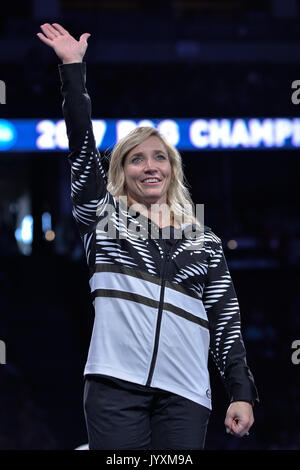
[40,25,56,40]
[232,420,244,433]
[41,23,60,39]
[36,32,53,46]
[231,421,244,436]
[226,426,235,436]
[225,422,234,435]
[45,23,61,37]
[224,417,233,429]
[52,23,69,35]
[80,33,91,43]
[232,423,249,437]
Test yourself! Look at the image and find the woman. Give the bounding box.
[37,23,259,450]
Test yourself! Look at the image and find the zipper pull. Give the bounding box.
[166,252,171,261]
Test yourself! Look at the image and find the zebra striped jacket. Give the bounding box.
[59,62,259,410]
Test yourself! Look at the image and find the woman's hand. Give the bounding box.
[224,401,254,437]
[37,23,91,64]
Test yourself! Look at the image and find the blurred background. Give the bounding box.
[0,0,300,450]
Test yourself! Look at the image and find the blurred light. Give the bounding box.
[228,259,279,269]
[157,120,180,146]
[233,237,258,248]
[45,230,55,242]
[92,120,107,148]
[14,215,33,244]
[54,120,68,149]
[138,120,155,128]
[116,120,138,141]
[36,120,56,149]
[42,212,52,232]
[227,239,238,250]
[0,119,17,150]
[116,119,155,142]
[189,119,208,148]
[3,118,300,152]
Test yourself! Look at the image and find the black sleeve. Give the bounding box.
[203,233,259,407]
[58,62,108,236]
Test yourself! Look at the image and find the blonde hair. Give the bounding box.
[107,126,199,227]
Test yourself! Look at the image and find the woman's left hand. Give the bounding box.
[224,401,254,437]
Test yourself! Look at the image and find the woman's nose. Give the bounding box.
[144,158,156,171]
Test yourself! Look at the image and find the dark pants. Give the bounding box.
[83,375,211,450]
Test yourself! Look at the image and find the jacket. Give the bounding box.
[59,62,259,410]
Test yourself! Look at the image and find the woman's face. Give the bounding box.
[123,136,172,207]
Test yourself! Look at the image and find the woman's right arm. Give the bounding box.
[37,23,108,235]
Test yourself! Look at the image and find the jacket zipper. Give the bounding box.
[146,247,172,387]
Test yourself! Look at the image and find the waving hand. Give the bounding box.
[37,23,91,64]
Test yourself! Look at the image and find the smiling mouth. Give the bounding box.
[141,178,162,185]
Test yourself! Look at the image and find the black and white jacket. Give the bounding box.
[59,62,259,410]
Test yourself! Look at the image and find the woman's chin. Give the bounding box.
[128,188,168,206]
[140,193,166,205]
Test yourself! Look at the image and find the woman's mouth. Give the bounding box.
[141,178,162,185]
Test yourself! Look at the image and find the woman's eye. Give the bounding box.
[131,155,166,163]
[132,157,142,163]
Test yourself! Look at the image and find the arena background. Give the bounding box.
[0,0,300,450]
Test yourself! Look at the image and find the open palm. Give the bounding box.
[37,23,91,64]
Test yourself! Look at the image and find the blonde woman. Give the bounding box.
[37,23,259,450]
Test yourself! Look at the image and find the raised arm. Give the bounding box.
[37,24,108,236]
